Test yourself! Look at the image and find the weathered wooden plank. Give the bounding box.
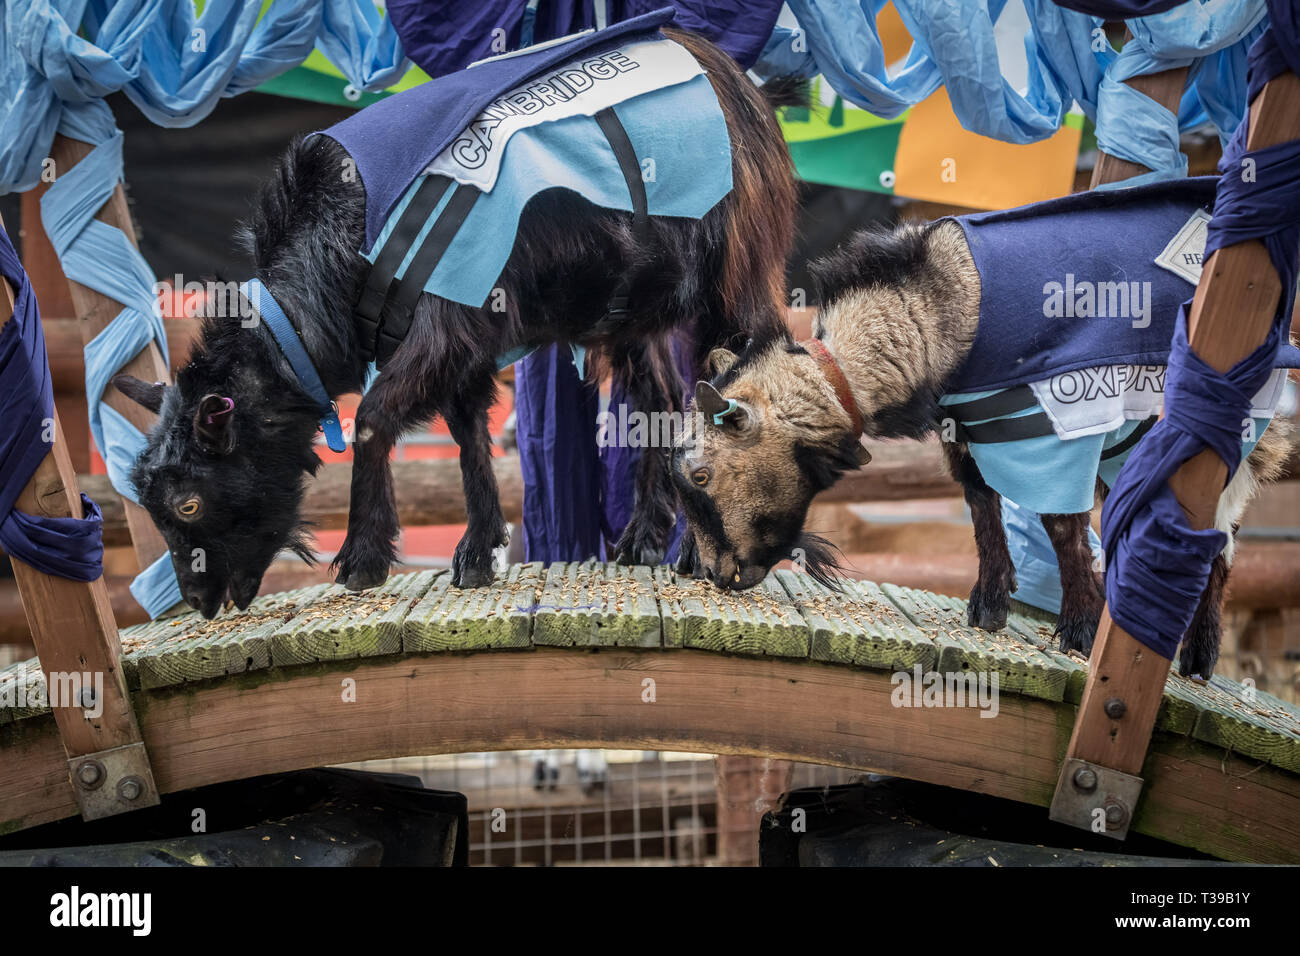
[1179,675,1300,774]
[533,562,661,648]
[403,563,544,652]
[269,572,437,666]
[653,569,808,658]
[0,662,48,724]
[1004,614,1091,704]
[775,571,936,672]
[653,565,705,648]
[882,584,1071,702]
[122,584,332,691]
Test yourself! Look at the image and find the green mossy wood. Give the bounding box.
[2,563,1298,778]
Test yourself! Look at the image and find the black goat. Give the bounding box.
[115,28,797,618]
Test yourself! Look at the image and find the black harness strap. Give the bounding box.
[354,174,454,364]
[353,105,648,368]
[375,182,481,366]
[955,411,1057,444]
[942,385,1039,424]
[594,105,650,318]
[1100,415,1157,460]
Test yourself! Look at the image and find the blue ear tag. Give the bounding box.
[320,402,347,452]
[713,399,738,426]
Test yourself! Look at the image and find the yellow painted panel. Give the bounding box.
[892,87,1081,210]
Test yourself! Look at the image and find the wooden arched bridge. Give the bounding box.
[3,562,1298,862]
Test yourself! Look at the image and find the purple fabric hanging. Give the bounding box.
[386,1,782,79]
[0,224,104,582]
[1050,0,1194,17]
[1101,7,1300,661]
[605,1,784,67]
[514,346,606,561]
[516,341,689,565]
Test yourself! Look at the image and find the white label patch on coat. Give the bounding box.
[1030,365,1289,439]
[426,39,703,193]
[1153,208,1212,285]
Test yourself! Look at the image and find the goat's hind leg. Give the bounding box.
[444,365,510,588]
[611,337,684,567]
[1040,512,1104,656]
[945,445,1016,631]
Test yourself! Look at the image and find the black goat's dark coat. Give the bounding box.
[120,28,798,618]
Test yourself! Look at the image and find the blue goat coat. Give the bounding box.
[938,178,1300,515]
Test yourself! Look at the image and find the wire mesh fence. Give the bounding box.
[341,750,861,866]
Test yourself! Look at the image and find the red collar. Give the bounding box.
[803,338,863,437]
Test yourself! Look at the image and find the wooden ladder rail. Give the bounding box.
[1,212,159,820]
[1050,42,1300,838]
[46,135,177,600]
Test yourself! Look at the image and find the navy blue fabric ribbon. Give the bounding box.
[386,1,782,80]
[1101,7,1300,661]
[241,279,346,453]
[1050,1,1195,17]
[0,224,104,582]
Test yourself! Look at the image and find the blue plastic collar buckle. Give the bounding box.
[320,402,347,453]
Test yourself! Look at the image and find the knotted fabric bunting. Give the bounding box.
[0,222,103,581]
[1101,5,1300,659]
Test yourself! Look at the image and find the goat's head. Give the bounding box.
[671,337,868,590]
[114,360,322,619]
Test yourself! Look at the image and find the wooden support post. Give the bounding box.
[1,214,159,820]
[1089,65,1190,186]
[47,135,173,585]
[714,756,793,865]
[1052,70,1300,838]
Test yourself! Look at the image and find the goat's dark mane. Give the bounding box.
[236,133,371,398]
[710,325,795,392]
[807,222,934,306]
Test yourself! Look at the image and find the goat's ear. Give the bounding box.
[694,382,750,430]
[706,348,738,377]
[194,394,236,454]
[855,443,872,467]
[113,375,167,414]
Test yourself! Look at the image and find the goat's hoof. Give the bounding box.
[613,528,665,567]
[1055,615,1099,657]
[451,545,495,589]
[966,585,1009,631]
[1178,649,1217,684]
[337,563,388,593]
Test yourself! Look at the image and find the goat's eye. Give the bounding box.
[177,497,201,517]
[691,468,711,487]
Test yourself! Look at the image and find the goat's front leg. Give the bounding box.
[611,340,682,566]
[1040,512,1105,657]
[444,368,509,588]
[334,380,413,592]
[945,445,1016,631]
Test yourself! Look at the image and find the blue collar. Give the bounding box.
[240,278,347,453]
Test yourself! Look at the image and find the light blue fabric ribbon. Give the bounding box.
[1,1,409,194]
[40,124,180,617]
[756,0,1268,161]
[5,1,409,617]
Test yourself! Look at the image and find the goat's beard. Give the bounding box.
[795,532,846,589]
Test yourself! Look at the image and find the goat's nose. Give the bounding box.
[186,593,202,611]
